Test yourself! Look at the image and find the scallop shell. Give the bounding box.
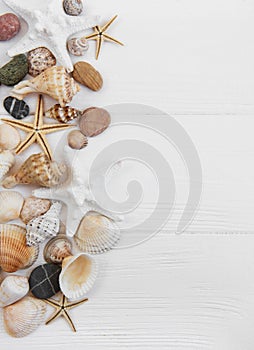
[68,130,88,150]
[26,201,62,246]
[0,124,21,150]
[67,37,89,56]
[44,235,72,264]
[11,66,80,107]
[27,47,56,77]
[59,253,98,300]
[0,150,15,182]
[3,296,46,338]
[74,213,120,254]
[0,191,24,223]
[0,224,39,273]
[0,276,29,307]
[2,153,66,189]
[20,196,51,224]
[45,104,81,123]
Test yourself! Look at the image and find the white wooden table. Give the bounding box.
[1,0,254,349]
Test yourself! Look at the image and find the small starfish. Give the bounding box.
[45,293,88,332]
[1,95,72,160]
[85,15,124,59]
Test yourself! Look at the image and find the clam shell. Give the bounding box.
[0,275,29,307]
[20,196,51,224]
[68,130,88,150]
[0,224,39,273]
[0,124,20,150]
[3,296,46,338]
[0,150,15,182]
[74,213,120,254]
[45,104,81,123]
[63,0,83,16]
[67,37,89,56]
[79,107,111,137]
[2,153,66,189]
[0,191,24,223]
[12,66,80,107]
[44,235,72,264]
[26,201,62,246]
[27,47,56,77]
[59,253,98,300]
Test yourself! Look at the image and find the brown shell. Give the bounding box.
[68,130,88,149]
[43,235,72,264]
[20,196,51,224]
[79,107,111,137]
[45,104,81,123]
[72,61,103,91]
[27,47,56,77]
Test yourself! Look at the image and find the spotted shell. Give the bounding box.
[63,0,83,16]
[0,150,15,182]
[0,191,24,223]
[67,37,89,56]
[0,124,20,150]
[44,235,72,264]
[27,47,56,77]
[45,104,81,123]
[0,275,29,307]
[20,196,51,224]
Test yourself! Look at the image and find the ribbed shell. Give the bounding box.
[67,37,89,56]
[0,275,29,307]
[0,124,20,150]
[20,196,51,224]
[0,191,24,223]
[45,104,81,123]
[0,150,15,182]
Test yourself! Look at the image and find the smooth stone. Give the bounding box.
[63,0,83,16]
[79,107,111,137]
[0,13,20,41]
[4,96,30,119]
[0,55,28,86]
[29,263,61,299]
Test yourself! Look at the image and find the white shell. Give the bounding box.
[26,201,62,246]
[0,191,24,223]
[0,275,29,307]
[3,296,47,338]
[67,37,89,56]
[0,150,15,182]
[59,253,98,300]
[74,213,120,254]
[0,124,20,150]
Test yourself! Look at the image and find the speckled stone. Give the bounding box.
[0,54,28,86]
[0,13,20,41]
[4,96,30,119]
[29,264,61,299]
[63,0,83,16]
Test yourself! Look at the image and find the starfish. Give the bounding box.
[3,0,99,72]
[85,15,124,60]
[33,146,122,237]
[1,95,72,160]
[45,293,88,332]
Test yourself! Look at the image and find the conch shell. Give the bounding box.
[0,150,15,182]
[2,153,66,189]
[11,66,80,107]
[0,275,29,307]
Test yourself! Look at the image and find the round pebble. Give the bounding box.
[63,0,83,16]
[0,54,28,86]
[79,107,111,137]
[0,13,20,41]
[29,264,61,299]
[4,96,30,119]
[27,47,56,77]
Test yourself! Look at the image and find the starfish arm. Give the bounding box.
[96,36,103,60]
[8,33,43,57]
[3,0,32,23]
[101,15,118,32]
[85,32,99,40]
[34,95,44,129]
[15,132,37,155]
[42,123,73,134]
[65,15,100,35]
[44,298,60,308]
[47,37,74,73]
[36,133,52,160]
[65,204,85,237]
[1,119,34,132]
[66,298,88,310]
[103,34,124,46]
[33,187,62,201]
[45,309,62,325]
[63,310,77,332]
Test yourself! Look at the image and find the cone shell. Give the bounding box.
[0,191,24,223]
[0,224,39,273]
[59,253,98,300]
[20,196,51,224]
[3,296,47,338]
[0,275,29,307]
[44,235,72,264]
[74,213,120,254]
[0,150,15,182]
[2,153,66,189]
[0,124,20,150]
[45,104,81,123]
[11,66,80,107]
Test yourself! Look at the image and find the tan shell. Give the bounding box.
[68,130,88,150]
[67,37,89,56]
[0,191,24,223]
[0,124,20,150]
[79,107,111,137]
[2,153,66,189]
[0,275,29,307]
[27,47,56,77]
[12,66,80,107]
[44,235,72,264]
[72,61,103,91]
[0,224,39,273]
[20,196,51,224]
[0,150,15,182]
[4,296,46,338]
[45,104,81,123]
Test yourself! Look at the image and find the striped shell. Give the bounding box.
[20,196,51,224]
[44,235,72,264]
[0,191,24,223]
[45,104,81,123]
[0,150,15,182]
[0,275,29,307]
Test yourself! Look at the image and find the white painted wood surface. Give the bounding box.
[1,0,254,349]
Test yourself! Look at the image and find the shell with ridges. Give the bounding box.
[0,275,29,307]
[20,196,51,224]
[59,253,98,300]
[45,104,81,123]
[44,235,72,264]
[11,66,80,107]
[67,37,89,56]
[0,224,39,273]
[68,130,88,150]
[0,191,24,223]
[0,150,15,182]
[3,296,46,338]
[0,124,20,150]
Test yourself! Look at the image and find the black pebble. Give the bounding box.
[29,263,61,299]
[4,96,30,119]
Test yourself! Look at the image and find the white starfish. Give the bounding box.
[33,147,122,237]
[3,0,99,72]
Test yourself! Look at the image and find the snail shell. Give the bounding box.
[44,235,72,264]
[45,104,81,123]
[68,130,88,150]
[67,37,89,56]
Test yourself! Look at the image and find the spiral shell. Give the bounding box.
[0,124,20,150]
[0,191,24,223]
[0,275,29,307]
[44,235,72,264]
[67,37,89,56]
[20,196,51,224]
[0,150,15,182]
[27,47,56,77]
[68,130,88,150]
[45,104,81,123]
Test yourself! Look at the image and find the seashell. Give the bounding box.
[0,276,29,307]
[0,150,15,182]
[59,253,98,300]
[3,296,46,338]
[72,61,103,91]
[44,234,72,264]
[0,123,21,150]
[2,153,66,189]
[29,263,61,299]
[45,104,81,123]
[74,213,120,254]
[63,0,83,16]
[0,224,39,273]
[67,37,89,56]
[11,66,81,107]
[0,54,28,86]
[79,107,111,137]
[3,96,30,119]
[68,130,88,150]
[27,47,56,77]
[20,196,51,224]
[26,201,62,246]
[0,191,24,223]
[0,13,20,41]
